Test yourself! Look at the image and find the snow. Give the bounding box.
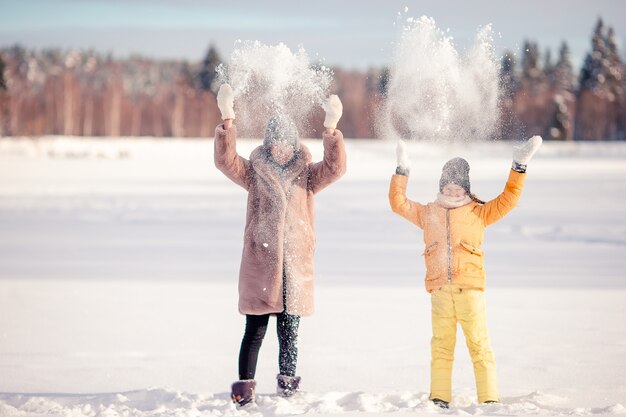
[381,16,500,143]
[0,136,625,416]
[217,41,332,138]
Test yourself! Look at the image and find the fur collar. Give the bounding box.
[250,144,312,191]
[435,193,472,209]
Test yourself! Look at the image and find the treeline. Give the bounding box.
[500,18,625,141]
[0,47,223,138]
[0,18,624,140]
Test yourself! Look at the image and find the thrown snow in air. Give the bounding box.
[380,16,500,143]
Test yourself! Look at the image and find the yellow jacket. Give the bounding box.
[389,169,526,292]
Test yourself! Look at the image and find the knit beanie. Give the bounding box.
[439,157,471,193]
[263,114,300,150]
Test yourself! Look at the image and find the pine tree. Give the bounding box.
[549,94,570,140]
[544,48,556,86]
[0,55,6,91]
[605,26,626,139]
[579,18,608,90]
[500,50,518,94]
[555,42,575,92]
[497,51,520,140]
[378,67,389,97]
[0,53,7,137]
[197,45,221,92]
[575,18,623,140]
[521,40,541,82]
[605,27,625,90]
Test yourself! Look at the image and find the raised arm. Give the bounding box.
[477,169,525,226]
[309,95,347,193]
[213,84,250,190]
[478,136,542,226]
[309,129,347,193]
[389,139,425,228]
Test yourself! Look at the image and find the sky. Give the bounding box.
[1,0,625,71]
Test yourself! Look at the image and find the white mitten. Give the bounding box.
[217,84,235,120]
[322,95,343,129]
[395,139,411,175]
[512,135,542,172]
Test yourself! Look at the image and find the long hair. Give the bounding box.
[469,193,485,205]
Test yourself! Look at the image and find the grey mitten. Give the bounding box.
[512,135,542,173]
[395,139,411,176]
[217,83,235,120]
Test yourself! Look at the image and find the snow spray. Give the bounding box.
[217,40,333,138]
[380,15,500,143]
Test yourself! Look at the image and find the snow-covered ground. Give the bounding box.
[0,136,625,416]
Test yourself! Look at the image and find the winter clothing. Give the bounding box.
[435,193,472,209]
[239,310,300,380]
[231,379,256,406]
[263,114,300,151]
[395,166,410,176]
[238,314,268,380]
[217,91,345,400]
[431,398,450,409]
[512,135,543,173]
[217,84,236,120]
[396,139,410,173]
[512,135,542,166]
[389,169,526,293]
[430,284,498,403]
[214,124,346,316]
[439,157,471,194]
[389,157,533,405]
[236,269,300,403]
[276,374,301,397]
[322,95,343,129]
[277,313,300,377]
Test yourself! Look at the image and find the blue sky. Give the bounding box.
[1,0,624,70]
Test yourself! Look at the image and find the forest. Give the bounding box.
[0,19,623,140]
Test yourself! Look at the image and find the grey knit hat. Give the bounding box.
[439,157,471,193]
[263,114,300,150]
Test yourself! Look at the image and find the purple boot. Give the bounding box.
[231,379,256,406]
[276,374,301,397]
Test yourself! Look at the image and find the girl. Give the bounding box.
[213,84,346,406]
[388,136,542,408]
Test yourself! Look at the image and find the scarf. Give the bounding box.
[435,193,472,209]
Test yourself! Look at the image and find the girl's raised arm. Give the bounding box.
[479,136,542,226]
[389,140,426,228]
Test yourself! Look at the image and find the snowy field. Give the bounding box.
[0,136,625,417]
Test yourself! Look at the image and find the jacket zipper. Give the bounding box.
[446,209,452,283]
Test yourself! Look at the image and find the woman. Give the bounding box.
[213,84,346,406]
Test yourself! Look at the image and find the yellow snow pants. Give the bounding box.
[429,284,498,403]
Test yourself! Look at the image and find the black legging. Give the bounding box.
[238,310,300,380]
[238,269,301,380]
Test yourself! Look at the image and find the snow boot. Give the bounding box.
[231,379,256,407]
[276,374,301,397]
[431,398,450,409]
